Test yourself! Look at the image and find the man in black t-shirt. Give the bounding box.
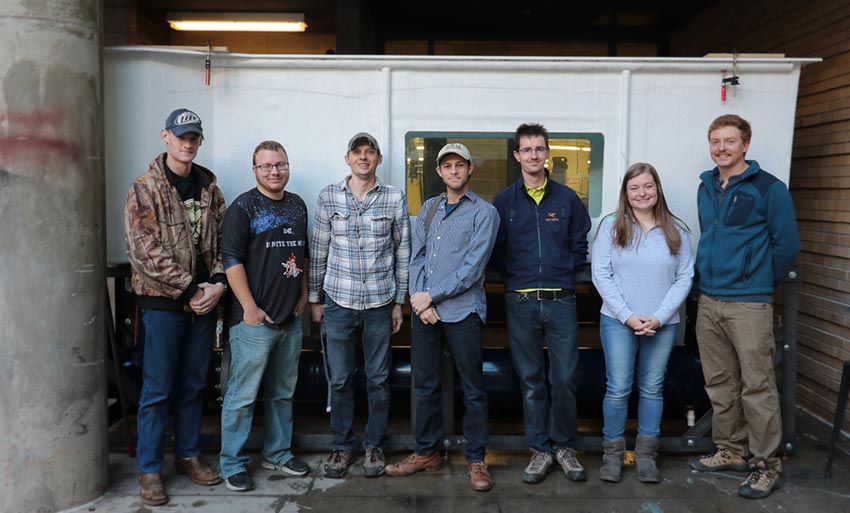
[219,140,310,492]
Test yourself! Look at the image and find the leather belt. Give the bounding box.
[507,289,574,301]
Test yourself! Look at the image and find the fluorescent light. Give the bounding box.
[550,145,591,151]
[167,12,307,32]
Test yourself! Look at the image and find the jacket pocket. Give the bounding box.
[740,244,753,282]
[723,192,755,226]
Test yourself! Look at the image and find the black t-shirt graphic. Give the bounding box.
[222,188,309,327]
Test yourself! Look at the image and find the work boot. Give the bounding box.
[138,473,168,506]
[363,448,386,478]
[385,452,441,476]
[323,450,352,478]
[689,447,749,472]
[467,461,493,491]
[634,434,661,483]
[175,456,222,485]
[599,438,625,483]
[738,461,781,499]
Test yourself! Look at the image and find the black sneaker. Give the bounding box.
[262,458,311,476]
[225,471,254,492]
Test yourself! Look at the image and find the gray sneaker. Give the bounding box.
[556,448,587,482]
[363,448,385,478]
[323,450,352,478]
[522,450,554,484]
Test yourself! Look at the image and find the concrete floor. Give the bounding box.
[67,411,850,513]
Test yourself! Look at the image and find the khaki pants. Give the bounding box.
[696,295,782,472]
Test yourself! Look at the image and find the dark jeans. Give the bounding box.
[323,298,392,450]
[505,293,579,453]
[137,308,215,474]
[411,313,489,463]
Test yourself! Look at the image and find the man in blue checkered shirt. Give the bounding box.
[309,132,411,479]
[384,143,499,492]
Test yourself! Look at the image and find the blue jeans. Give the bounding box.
[137,308,215,474]
[505,293,578,453]
[600,314,676,441]
[219,319,303,478]
[323,299,392,450]
[411,313,489,463]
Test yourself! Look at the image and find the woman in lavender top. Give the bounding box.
[591,163,694,484]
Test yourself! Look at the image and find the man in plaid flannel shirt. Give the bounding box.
[309,132,411,479]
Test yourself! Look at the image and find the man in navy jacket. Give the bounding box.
[491,123,591,485]
[689,114,800,500]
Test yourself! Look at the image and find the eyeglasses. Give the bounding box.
[518,146,549,155]
[254,161,290,173]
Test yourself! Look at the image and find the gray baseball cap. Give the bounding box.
[436,142,472,164]
[347,132,381,153]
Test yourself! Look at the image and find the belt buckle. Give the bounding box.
[536,290,547,301]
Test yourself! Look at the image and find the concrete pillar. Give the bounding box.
[0,1,107,512]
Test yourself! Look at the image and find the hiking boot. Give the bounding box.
[385,452,441,476]
[522,450,554,484]
[175,456,222,485]
[262,457,311,476]
[323,450,352,478]
[138,473,168,506]
[556,447,587,482]
[468,461,493,492]
[689,448,749,472]
[634,434,661,483]
[225,471,254,492]
[599,438,625,483]
[363,448,386,478]
[738,462,781,499]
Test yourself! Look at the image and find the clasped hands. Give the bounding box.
[410,292,440,325]
[625,314,661,336]
[189,282,225,315]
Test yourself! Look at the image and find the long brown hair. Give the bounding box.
[607,162,687,255]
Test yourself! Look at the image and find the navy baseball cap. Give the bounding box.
[164,109,203,136]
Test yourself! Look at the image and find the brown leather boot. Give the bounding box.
[138,473,168,506]
[175,456,223,485]
[385,452,441,476]
[468,461,493,491]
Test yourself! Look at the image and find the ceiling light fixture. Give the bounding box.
[167,12,307,32]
